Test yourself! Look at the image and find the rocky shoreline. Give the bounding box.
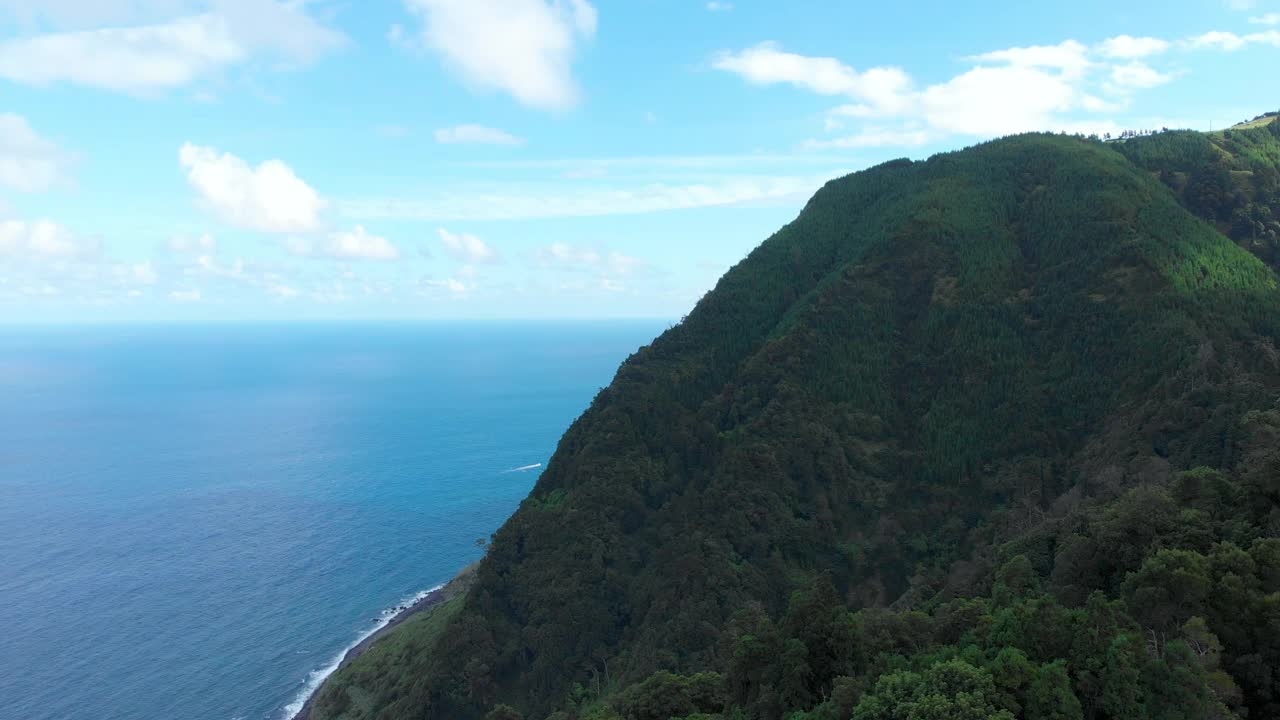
[291,564,478,720]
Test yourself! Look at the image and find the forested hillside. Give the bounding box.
[309,116,1280,720]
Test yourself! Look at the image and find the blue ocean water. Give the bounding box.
[0,322,663,720]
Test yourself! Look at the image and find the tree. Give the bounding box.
[1100,635,1146,720]
[852,661,1015,720]
[1143,641,1221,720]
[1025,661,1083,720]
[993,555,1040,606]
[614,671,725,720]
[485,705,523,720]
[1122,550,1211,638]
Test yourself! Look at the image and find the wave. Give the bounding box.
[503,463,543,473]
[280,584,445,719]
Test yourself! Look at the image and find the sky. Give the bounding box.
[0,0,1277,323]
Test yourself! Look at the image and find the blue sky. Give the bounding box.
[0,0,1276,322]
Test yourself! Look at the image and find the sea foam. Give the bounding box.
[280,584,445,719]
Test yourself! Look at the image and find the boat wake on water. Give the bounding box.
[503,463,543,473]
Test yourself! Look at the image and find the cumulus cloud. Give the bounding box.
[286,226,400,261]
[719,34,1213,148]
[341,173,834,221]
[0,219,98,259]
[0,2,345,94]
[713,42,915,117]
[920,65,1078,136]
[168,232,217,253]
[1107,61,1174,90]
[324,226,399,260]
[717,41,1102,138]
[968,40,1093,78]
[804,128,931,149]
[434,124,525,145]
[1097,35,1171,58]
[536,242,643,274]
[0,15,241,92]
[179,143,325,233]
[1187,29,1280,50]
[0,113,75,192]
[438,227,499,263]
[129,261,158,284]
[399,0,597,110]
[422,276,468,294]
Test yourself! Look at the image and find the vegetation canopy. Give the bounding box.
[310,116,1280,720]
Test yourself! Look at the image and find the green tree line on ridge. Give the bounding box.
[307,114,1280,720]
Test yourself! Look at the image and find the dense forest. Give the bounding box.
[306,114,1280,720]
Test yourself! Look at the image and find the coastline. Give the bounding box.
[288,563,478,720]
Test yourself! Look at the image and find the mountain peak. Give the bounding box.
[308,120,1280,720]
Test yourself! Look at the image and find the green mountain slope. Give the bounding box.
[309,118,1280,720]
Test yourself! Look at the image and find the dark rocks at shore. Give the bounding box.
[291,563,479,720]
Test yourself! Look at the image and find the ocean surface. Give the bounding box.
[0,321,664,720]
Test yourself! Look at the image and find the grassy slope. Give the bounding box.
[310,597,465,720]
[311,121,1280,720]
[1229,113,1278,130]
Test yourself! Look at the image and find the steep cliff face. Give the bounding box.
[311,120,1280,720]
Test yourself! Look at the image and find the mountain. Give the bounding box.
[306,116,1280,720]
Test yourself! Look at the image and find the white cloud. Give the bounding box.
[325,226,399,260]
[194,253,245,279]
[288,226,400,261]
[728,36,1194,145]
[400,0,597,110]
[341,173,835,221]
[0,15,240,92]
[168,232,217,253]
[718,40,1108,138]
[210,0,347,67]
[536,242,643,274]
[0,219,98,259]
[713,42,915,117]
[1187,29,1280,50]
[968,40,1092,78]
[0,1,190,27]
[804,128,930,149]
[1188,30,1249,50]
[1108,61,1174,90]
[706,1,733,10]
[606,252,643,274]
[439,227,500,262]
[170,288,202,302]
[539,241,598,265]
[179,143,325,233]
[1251,13,1280,24]
[130,261,158,284]
[920,65,1078,136]
[0,113,75,192]
[0,3,344,94]
[422,275,468,294]
[1097,35,1171,58]
[434,124,525,145]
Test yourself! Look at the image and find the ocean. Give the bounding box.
[0,321,664,720]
